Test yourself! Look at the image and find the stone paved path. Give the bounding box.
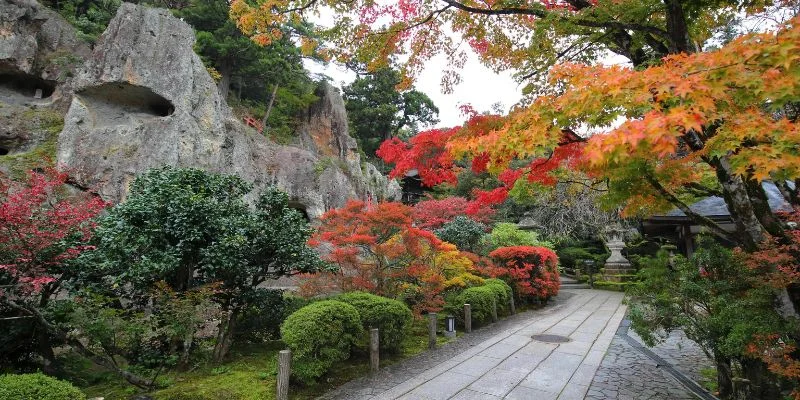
[586,335,697,400]
[324,289,626,399]
[586,324,714,400]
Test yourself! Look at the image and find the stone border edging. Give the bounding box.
[616,319,719,400]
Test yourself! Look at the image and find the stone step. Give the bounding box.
[561,282,592,289]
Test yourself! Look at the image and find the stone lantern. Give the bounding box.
[602,226,634,281]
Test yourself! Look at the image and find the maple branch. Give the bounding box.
[643,172,735,242]
[519,34,608,81]
[556,179,608,192]
[440,0,671,41]
[1,298,154,389]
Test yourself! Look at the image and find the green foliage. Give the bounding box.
[42,0,121,43]
[234,289,287,343]
[175,0,316,136]
[434,216,487,252]
[556,246,608,272]
[448,286,495,326]
[79,166,323,363]
[629,238,794,395]
[483,223,553,252]
[483,278,512,311]
[334,291,412,353]
[280,300,362,384]
[0,372,86,400]
[343,67,438,157]
[0,109,63,180]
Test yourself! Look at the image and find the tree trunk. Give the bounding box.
[36,326,57,375]
[744,179,784,237]
[663,0,691,53]
[212,308,238,363]
[716,355,733,399]
[217,61,232,100]
[710,156,767,251]
[739,358,782,400]
[261,84,279,134]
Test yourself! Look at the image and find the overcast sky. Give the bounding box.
[304,50,523,129]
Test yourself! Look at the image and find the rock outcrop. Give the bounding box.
[0,0,88,175]
[0,1,403,219]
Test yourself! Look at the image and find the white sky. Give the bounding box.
[304,52,522,128]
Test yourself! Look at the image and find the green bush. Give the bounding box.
[235,289,286,342]
[434,216,487,252]
[0,373,86,400]
[449,286,495,325]
[484,278,512,310]
[280,300,362,384]
[483,223,554,252]
[334,292,412,353]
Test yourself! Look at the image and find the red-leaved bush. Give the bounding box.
[413,197,494,230]
[0,168,106,296]
[488,246,560,301]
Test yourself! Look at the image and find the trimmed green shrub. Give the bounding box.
[484,278,512,310]
[280,300,362,384]
[334,291,412,352]
[449,286,495,325]
[0,373,86,400]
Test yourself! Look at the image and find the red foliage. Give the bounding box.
[743,208,800,395]
[303,201,454,310]
[0,168,107,296]
[376,128,459,187]
[489,246,560,300]
[413,197,494,230]
[526,141,585,185]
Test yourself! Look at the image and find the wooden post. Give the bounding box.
[428,313,437,349]
[491,298,498,323]
[370,328,379,373]
[464,304,472,333]
[509,295,516,315]
[277,349,291,400]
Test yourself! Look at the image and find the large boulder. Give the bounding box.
[0,0,88,177]
[55,3,399,219]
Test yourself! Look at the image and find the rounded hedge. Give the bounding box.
[0,373,86,400]
[334,291,412,352]
[451,286,495,325]
[280,300,362,384]
[484,278,513,310]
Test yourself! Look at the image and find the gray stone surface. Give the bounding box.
[628,329,714,388]
[0,0,89,163]
[322,290,627,400]
[53,2,398,218]
[586,334,698,400]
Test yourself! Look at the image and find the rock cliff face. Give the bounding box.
[0,0,88,173]
[0,0,399,219]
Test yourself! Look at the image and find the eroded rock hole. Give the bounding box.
[288,201,310,221]
[77,83,175,127]
[0,71,57,99]
[0,147,8,156]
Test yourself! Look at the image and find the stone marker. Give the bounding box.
[277,350,291,400]
[370,328,379,373]
[428,313,437,349]
[464,304,472,333]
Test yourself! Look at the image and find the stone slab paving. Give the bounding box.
[627,329,714,387]
[586,334,698,400]
[322,289,626,400]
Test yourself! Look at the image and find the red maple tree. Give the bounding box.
[0,168,106,298]
[488,246,560,301]
[413,196,494,230]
